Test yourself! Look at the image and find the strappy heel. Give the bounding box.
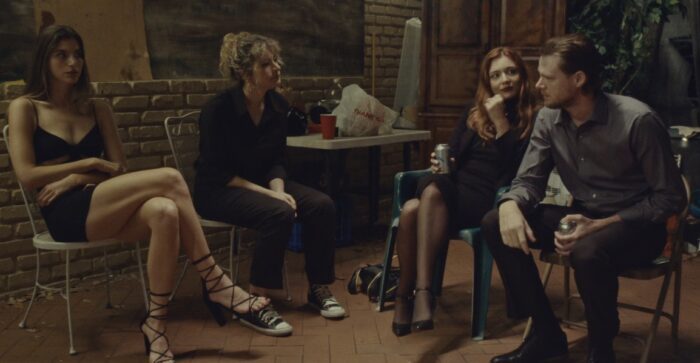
[411,288,435,331]
[392,294,413,337]
[192,253,259,326]
[140,291,174,363]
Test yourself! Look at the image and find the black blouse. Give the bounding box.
[195,86,289,188]
[448,105,530,194]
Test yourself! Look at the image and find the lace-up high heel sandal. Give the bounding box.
[411,288,435,331]
[192,253,258,326]
[192,253,293,336]
[391,294,413,336]
[140,291,174,363]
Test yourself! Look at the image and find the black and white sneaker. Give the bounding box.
[308,284,346,319]
[234,304,293,336]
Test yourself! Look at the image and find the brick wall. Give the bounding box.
[0,0,422,295]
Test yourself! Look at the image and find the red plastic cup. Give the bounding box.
[320,114,336,139]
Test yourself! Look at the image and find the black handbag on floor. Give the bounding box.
[347,263,399,302]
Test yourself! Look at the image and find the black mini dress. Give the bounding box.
[30,101,104,242]
[415,106,529,232]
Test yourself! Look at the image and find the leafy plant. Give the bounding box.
[568,0,686,96]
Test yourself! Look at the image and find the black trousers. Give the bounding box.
[481,204,665,348]
[194,180,336,289]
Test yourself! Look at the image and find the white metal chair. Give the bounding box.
[3,125,148,355]
[164,112,291,301]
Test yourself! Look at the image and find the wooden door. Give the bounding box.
[419,0,566,154]
[496,1,567,77]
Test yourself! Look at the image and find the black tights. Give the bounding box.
[394,183,449,323]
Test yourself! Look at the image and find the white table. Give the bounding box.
[287,129,431,224]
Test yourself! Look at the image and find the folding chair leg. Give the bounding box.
[672,262,681,347]
[376,224,398,312]
[170,260,189,302]
[283,259,292,302]
[103,248,113,309]
[228,227,235,277]
[135,242,149,310]
[470,238,493,340]
[639,266,675,363]
[65,252,77,355]
[564,266,571,322]
[523,263,554,341]
[18,250,41,329]
[233,228,242,285]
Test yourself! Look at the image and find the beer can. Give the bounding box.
[434,143,450,174]
[557,220,577,235]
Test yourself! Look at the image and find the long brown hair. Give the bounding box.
[467,47,536,141]
[23,25,91,104]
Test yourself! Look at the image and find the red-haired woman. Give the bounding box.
[392,47,538,336]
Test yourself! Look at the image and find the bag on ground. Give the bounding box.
[347,263,399,302]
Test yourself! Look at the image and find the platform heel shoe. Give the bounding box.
[391,294,414,336]
[140,291,175,363]
[411,288,435,331]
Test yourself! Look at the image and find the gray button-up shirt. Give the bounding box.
[501,93,686,223]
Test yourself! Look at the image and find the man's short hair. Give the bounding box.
[541,33,603,94]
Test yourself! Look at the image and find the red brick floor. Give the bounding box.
[1,236,699,362]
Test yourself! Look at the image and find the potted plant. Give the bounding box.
[567,0,687,97]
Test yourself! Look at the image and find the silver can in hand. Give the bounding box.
[557,220,577,235]
[434,144,450,174]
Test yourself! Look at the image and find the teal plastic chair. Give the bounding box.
[376,169,507,340]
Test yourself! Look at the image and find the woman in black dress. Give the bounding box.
[392,47,539,336]
[8,25,269,363]
[193,32,346,337]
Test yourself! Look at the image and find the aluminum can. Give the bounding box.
[557,220,577,235]
[434,143,450,174]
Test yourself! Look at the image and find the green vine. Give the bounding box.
[567,0,686,96]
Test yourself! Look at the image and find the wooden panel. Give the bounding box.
[499,0,567,87]
[523,60,539,83]
[420,113,462,150]
[426,0,488,108]
[432,54,479,103]
[500,1,546,47]
[437,0,480,46]
[420,0,565,130]
[500,0,567,56]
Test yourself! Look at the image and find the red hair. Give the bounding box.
[467,47,537,141]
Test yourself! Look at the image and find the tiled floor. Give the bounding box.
[1,234,699,362]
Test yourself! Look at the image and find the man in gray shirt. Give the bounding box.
[482,34,686,363]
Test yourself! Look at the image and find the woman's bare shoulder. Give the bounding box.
[8,96,34,112]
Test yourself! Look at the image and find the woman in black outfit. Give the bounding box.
[194,32,346,336]
[391,47,539,336]
[8,25,269,363]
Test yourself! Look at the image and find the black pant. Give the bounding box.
[481,204,665,348]
[194,180,336,289]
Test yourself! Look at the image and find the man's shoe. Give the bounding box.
[490,331,568,363]
[587,344,615,363]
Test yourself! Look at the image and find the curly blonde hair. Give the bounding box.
[219,32,283,84]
